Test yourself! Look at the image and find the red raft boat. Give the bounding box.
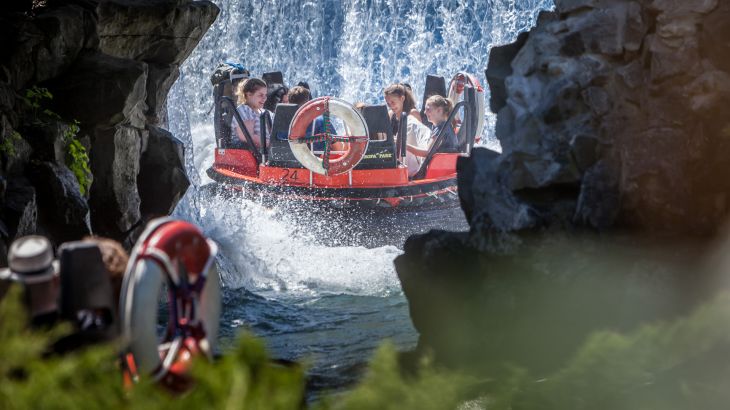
[207,71,485,210]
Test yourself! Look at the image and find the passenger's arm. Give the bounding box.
[406,143,430,157]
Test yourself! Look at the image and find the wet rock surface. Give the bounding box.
[399,0,730,376]
[0,0,218,254]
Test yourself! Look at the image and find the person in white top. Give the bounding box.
[232,77,271,149]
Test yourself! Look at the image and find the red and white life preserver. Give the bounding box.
[119,217,220,391]
[288,97,369,176]
[448,72,486,142]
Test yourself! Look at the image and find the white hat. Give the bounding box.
[0,235,59,284]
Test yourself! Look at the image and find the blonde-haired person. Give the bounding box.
[404,95,459,175]
[232,77,270,148]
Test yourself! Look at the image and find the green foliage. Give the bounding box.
[0,130,22,158]
[20,86,92,195]
[0,285,306,410]
[2,281,730,410]
[20,86,56,122]
[62,120,92,196]
[500,293,730,410]
[318,344,478,410]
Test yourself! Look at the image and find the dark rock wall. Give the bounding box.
[480,0,730,235]
[0,0,218,257]
[397,0,730,376]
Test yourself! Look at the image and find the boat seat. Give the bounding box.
[419,75,446,127]
[267,103,399,171]
[263,71,284,86]
[58,242,115,321]
[354,104,397,170]
[267,103,305,168]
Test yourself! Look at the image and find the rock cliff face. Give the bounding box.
[480,0,730,235]
[397,0,730,375]
[0,0,218,259]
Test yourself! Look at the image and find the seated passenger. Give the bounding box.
[264,83,289,112]
[405,95,459,175]
[383,83,422,137]
[231,78,271,149]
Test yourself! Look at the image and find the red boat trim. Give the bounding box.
[207,166,457,200]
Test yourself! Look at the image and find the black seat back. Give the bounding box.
[420,75,447,126]
[213,82,232,148]
[58,242,115,324]
[212,64,248,149]
[267,104,304,168]
[263,71,284,86]
[354,105,397,170]
[216,92,251,150]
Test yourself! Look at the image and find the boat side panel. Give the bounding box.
[258,165,410,187]
[425,153,460,179]
[214,149,258,176]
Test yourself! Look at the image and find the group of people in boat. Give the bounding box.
[231,76,460,176]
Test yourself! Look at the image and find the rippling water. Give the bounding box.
[167,0,553,393]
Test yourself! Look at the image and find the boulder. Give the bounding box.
[89,125,144,240]
[97,0,219,65]
[20,118,68,164]
[32,5,90,83]
[396,231,717,376]
[700,1,730,72]
[27,162,90,244]
[2,177,37,239]
[138,125,189,219]
[145,63,179,125]
[457,148,533,252]
[48,51,148,129]
[485,32,529,113]
[2,19,45,90]
[0,0,219,252]
[479,0,730,234]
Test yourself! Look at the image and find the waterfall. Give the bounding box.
[172,0,552,126]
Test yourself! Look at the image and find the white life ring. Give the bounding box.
[119,217,220,384]
[288,97,369,176]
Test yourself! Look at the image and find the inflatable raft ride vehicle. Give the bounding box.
[207,67,485,210]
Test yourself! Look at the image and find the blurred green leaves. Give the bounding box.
[2,282,730,409]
